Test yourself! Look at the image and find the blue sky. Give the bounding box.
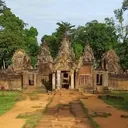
[5,0,123,43]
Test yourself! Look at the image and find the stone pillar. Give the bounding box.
[93,71,97,88]
[34,73,37,87]
[75,72,79,89]
[22,71,29,88]
[91,65,94,87]
[103,71,108,87]
[71,71,75,89]
[52,73,56,90]
[57,70,61,89]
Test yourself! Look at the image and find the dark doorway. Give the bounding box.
[62,71,70,89]
[96,74,103,86]
[29,74,34,86]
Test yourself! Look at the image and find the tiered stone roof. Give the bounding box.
[8,49,32,72]
[54,36,76,71]
[83,44,94,64]
[37,40,53,64]
[37,40,53,74]
[101,49,121,74]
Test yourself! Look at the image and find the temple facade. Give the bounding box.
[0,36,128,92]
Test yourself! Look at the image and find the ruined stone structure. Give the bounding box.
[101,50,122,74]
[0,35,128,92]
[53,37,76,90]
[76,44,94,91]
[8,49,32,72]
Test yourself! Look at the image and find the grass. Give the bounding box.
[0,91,20,116]
[99,92,128,111]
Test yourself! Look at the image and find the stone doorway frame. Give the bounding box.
[52,70,75,90]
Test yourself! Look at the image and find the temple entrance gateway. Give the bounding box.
[52,70,75,90]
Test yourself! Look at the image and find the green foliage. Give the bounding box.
[42,21,75,59]
[0,0,128,70]
[24,27,39,67]
[116,41,128,70]
[99,93,128,111]
[0,1,39,68]
[43,20,118,64]
[73,42,83,59]
[122,0,128,11]
[42,35,58,59]
[72,20,118,64]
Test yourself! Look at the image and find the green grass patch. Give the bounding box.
[0,91,20,116]
[99,92,128,111]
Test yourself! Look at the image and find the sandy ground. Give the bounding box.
[36,90,91,128]
[82,95,128,128]
[0,94,50,128]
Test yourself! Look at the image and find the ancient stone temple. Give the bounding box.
[101,50,121,74]
[52,37,76,90]
[36,40,53,91]
[75,44,94,90]
[37,40,53,75]
[1,35,128,92]
[8,49,32,72]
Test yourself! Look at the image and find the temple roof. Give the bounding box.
[54,37,76,71]
[102,49,119,62]
[37,40,53,74]
[37,40,53,64]
[101,49,122,73]
[83,44,94,64]
[8,49,32,72]
[76,44,94,70]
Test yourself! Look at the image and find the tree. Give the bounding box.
[0,1,39,68]
[72,20,118,65]
[0,7,25,67]
[42,35,58,59]
[122,0,128,11]
[114,9,124,41]
[55,21,75,36]
[42,21,75,59]
[72,42,83,59]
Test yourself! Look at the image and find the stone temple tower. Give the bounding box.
[52,36,76,90]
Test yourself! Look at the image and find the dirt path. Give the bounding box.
[36,90,91,128]
[0,94,50,128]
[82,95,128,128]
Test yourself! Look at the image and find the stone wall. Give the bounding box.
[76,65,93,89]
[0,70,22,90]
[78,65,92,74]
[108,74,128,90]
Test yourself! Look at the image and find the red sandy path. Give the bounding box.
[36,90,92,128]
[0,94,50,128]
[82,95,128,128]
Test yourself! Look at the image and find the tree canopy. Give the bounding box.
[0,0,39,68]
[0,0,128,71]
